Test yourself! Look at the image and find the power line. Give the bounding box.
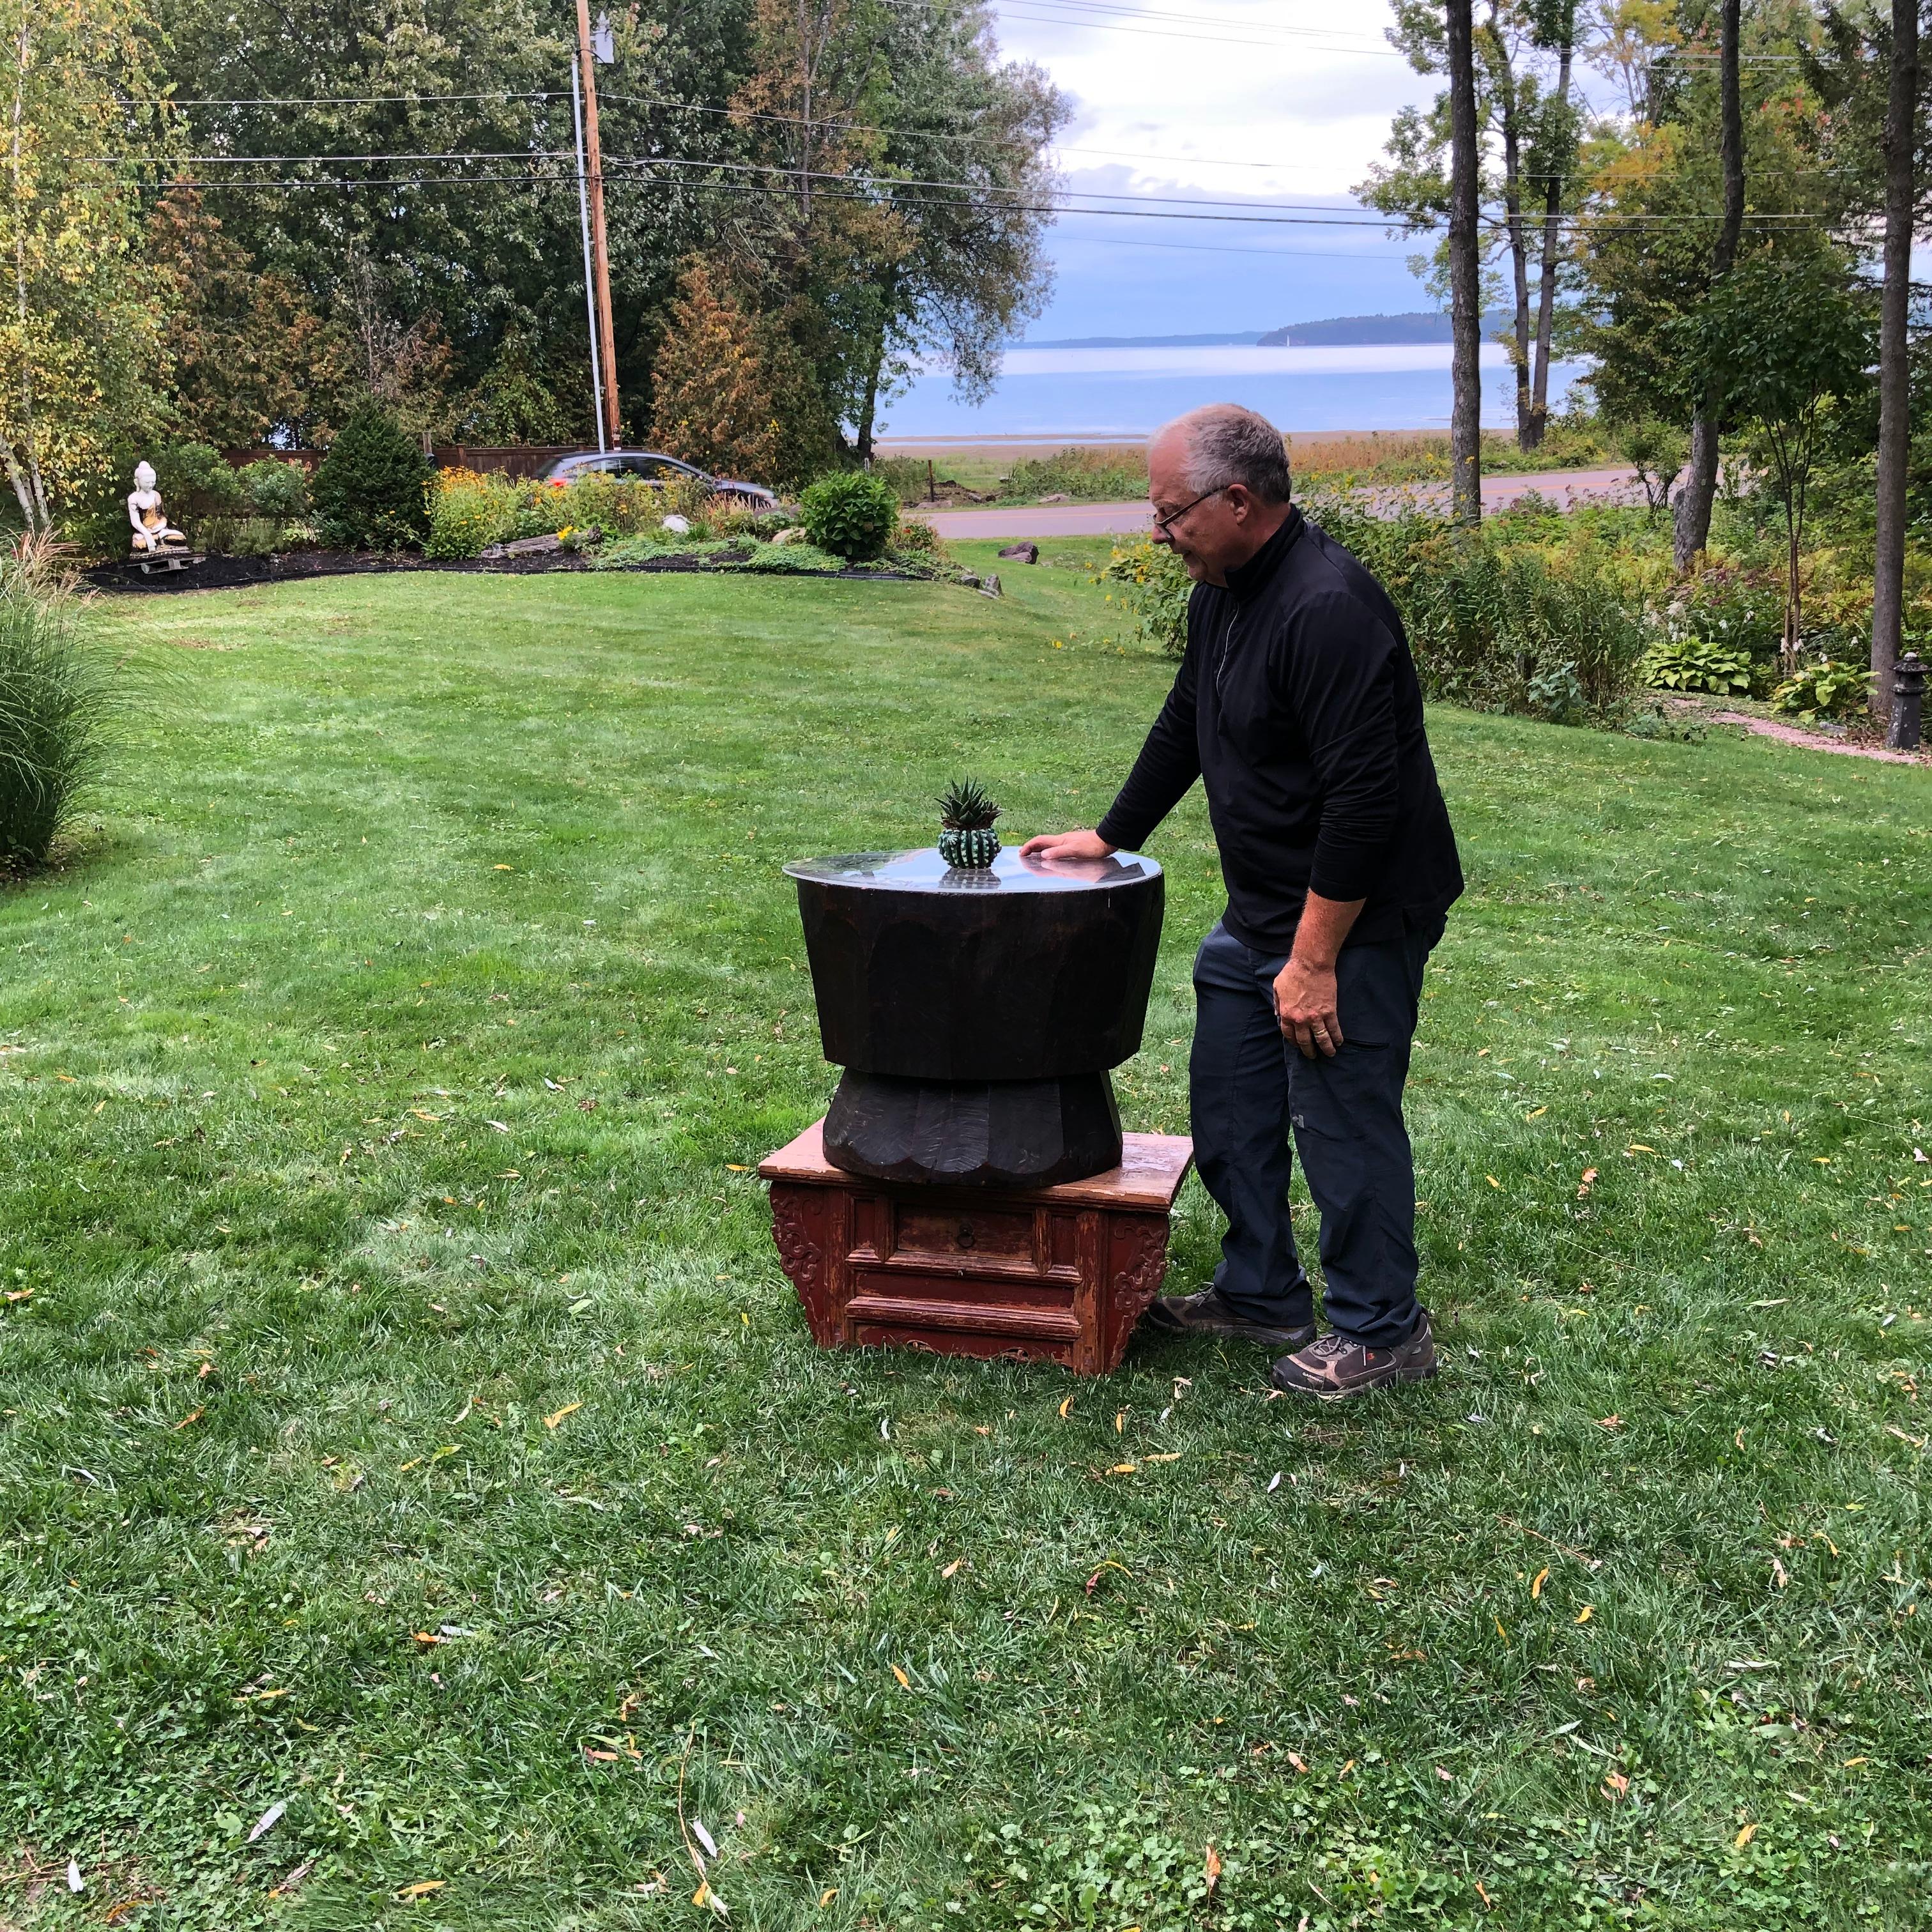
[104,140,1836,226]
[128,162,1832,234]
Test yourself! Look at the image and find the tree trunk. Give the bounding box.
[1446,0,1483,525]
[1673,0,1746,570]
[8,10,44,531]
[854,323,886,463]
[1528,27,1574,449]
[1871,0,1917,727]
[1498,67,1533,450]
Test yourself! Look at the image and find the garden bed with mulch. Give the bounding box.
[83,549,925,595]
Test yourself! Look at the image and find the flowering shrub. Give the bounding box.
[1096,539,1192,657]
[425,468,519,559]
[425,468,705,558]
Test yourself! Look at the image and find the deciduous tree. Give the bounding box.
[3,0,172,526]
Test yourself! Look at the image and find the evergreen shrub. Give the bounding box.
[312,405,433,549]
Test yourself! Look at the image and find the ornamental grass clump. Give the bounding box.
[0,535,119,871]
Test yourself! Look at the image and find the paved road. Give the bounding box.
[911,466,1643,539]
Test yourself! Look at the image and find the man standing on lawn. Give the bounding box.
[1022,404,1462,1398]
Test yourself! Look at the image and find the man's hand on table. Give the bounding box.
[1018,829,1117,862]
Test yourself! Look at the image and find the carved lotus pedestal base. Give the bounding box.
[760,1120,1193,1375]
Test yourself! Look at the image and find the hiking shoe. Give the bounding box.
[1268,1309,1438,1400]
[1145,1285,1316,1351]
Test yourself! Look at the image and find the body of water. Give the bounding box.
[880,342,1591,438]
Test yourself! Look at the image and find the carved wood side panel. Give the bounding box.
[1102,1213,1172,1370]
[769,1184,838,1344]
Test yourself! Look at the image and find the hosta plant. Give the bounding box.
[1639,634,1759,696]
[937,776,1001,869]
[1771,658,1868,724]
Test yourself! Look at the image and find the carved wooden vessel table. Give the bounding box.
[761,1120,1193,1373]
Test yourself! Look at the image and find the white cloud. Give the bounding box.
[993,0,1435,199]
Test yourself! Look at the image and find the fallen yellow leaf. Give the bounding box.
[1734,1821,1757,1848]
[1204,1843,1222,1891]
[1526,1105,1548,1119]
[1575,1605,1593,1623]
[494,864,513,871]
[725,1163,749,1172]
[940,1558,963,1579]
[1494,1616,1508,1643]
[1485,1174,1501,1188]
[1114,1411,1125,1434]
[818,1889,838,1908]
[397,1880,445,1898]
[1108,1462,1137,1475]
[544,1402,582,1429]
[1143,1451,1183,1463]
[1058,1394,1073,1418]
[173,1408,204,1430]
[1531,1567,1549,1600]
[1577,1167,1598,1198]
[693,1882,710,1906]
[891,1663,910,1688]
[1627,1143,1655,1154]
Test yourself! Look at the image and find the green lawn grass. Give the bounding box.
[3,543,1929,1929]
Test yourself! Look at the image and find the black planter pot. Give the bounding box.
[785,847,1165,1186]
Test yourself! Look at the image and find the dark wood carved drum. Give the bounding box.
[784,847,1165,1188]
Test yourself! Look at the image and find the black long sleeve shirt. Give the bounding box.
[1095,509,1463,953]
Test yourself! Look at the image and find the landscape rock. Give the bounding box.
[978,573,1003,598]
[1038,491,1070,504]
[997,542,1038,564]
[770,526,808,545]
[661,514,692,535]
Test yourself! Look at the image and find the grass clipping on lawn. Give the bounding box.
[2,553,1929,1927]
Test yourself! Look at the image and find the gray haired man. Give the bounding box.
[1023,404,1463,1397]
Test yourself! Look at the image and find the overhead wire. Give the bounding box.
[123,158,1833,235]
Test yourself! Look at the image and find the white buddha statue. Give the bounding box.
[127,461,188,554]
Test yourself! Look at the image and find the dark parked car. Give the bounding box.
[540,449,778,509]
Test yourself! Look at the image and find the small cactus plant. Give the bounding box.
[937,776,1002,869]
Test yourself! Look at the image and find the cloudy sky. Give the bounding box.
[986,0,1453,339]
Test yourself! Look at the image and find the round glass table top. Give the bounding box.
[783,847,1158,893]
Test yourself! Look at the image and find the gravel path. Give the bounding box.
[1712,711,1926,765]
[912,467,1644,538]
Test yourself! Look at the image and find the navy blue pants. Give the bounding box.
[1190,917,1443,1347]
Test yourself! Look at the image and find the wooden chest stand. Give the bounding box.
[760,1121,1193,1375]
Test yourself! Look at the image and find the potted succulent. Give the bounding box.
[937,777,1002,869]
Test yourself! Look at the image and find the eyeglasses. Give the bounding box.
[1151,486,1225,536]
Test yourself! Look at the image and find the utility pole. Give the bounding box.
[575,0,620,448]
[568,51,606,452]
